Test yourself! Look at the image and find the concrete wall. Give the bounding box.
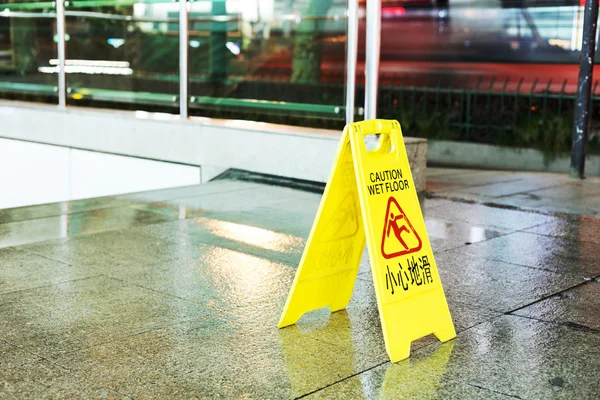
[0,137,201,209]
[0,101,428,191]
[429,140,600,177]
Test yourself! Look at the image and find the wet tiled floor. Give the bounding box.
[1,169,599,399]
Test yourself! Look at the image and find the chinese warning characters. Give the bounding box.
[380,196,429,296]
[385,255,433,295]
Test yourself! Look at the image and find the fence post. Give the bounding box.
[513,78,524,133]
[570,0,599,179]
[179,0,189,119]
[56,0,66,109]
[365,0,381,119]
[210,0,227,83]
[346,0,358,123]
[528,78,538,124]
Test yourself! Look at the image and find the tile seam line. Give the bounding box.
[427,170,519,179]
[431,229,516,253]
[425,192,588,219]
[294,360,389,399]
[0,330,138,399]
[0,274,103,298]
[8,246,78,267]
[96,274,230,308]
[429,214,540,232]
[492,182,571,199]
[0,185,261,226]
[505,280,594,315]
[427,176,525,192]
[458,380,525,399]
[509,314,600,335]
[451,230,595,275]
[465,252,593,277]
[15,217,180,252]
[308,312,496,357]
[45,326,175,363]
[295,343,520,400]
[517,228,600,245]
[11,345,136,399]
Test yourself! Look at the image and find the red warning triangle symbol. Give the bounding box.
[381,196,422,259]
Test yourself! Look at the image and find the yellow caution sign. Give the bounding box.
[278,119,455,363]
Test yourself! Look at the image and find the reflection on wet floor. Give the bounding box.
[0,170,599,398]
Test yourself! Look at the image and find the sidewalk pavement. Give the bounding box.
[0,168,599,399]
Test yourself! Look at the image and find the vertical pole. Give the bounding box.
[56,0,66,109]
[345,0,358,124]
[570,0,598,179]
[210,0,227,83]
[179,0,188,119]
[365,0,381,120]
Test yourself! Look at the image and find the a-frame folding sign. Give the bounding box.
[278,119,455,362]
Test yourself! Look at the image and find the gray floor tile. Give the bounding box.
[166,184,320,215]
[0,206,175,249]
[536,193,600,218]
[356,271,500,333]
[426,168,474,178]
[295,300,500,364]
[53,320,382,399]
[98,242,296,309]
[0,276,218,358]
[306,353,513,399]
[202,205,318,239]
[1,173,598,399]
[118,179,261,203]
[422,198,456,211]
[524,215,600,244]
[426,168,600,218]
[0,197,133,225]
[0,180,253,226]
[404,315,600,399]
[0,247,97,295]
[0,341,128,399]
[425,201,557,231]
[513,281,600,331]
[0,180,254,226]
[435,250,584,312]
[516,184,600,205]
[425,217,510,252]
[463,231,600,278]
[22,227,182,268]
[276,275,500,362]
[139,217,306,267]
[428,170,523,186]
[426,180,470,193]
[0,180,263,227]
[127,186,282,220]
[452,179,563,198]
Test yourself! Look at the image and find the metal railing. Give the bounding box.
[0,0,354,123]
[1,0,599,157]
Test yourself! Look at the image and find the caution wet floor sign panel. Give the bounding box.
[279,120,455,363]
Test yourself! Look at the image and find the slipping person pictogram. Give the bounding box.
[381,196,422,259]
[387,212,411,250]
